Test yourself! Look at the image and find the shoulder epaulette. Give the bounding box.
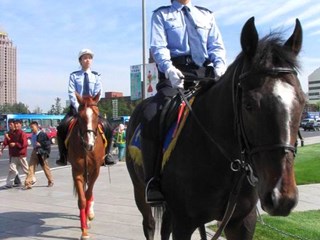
[195,6,212,13]
[92,71,100,76]
[70,70,81,75]
[153,5,171,13]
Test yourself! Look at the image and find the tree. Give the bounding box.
[0,102,30,113]
[32,106,43,114]
[48,97,63,115]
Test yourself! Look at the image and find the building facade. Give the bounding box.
[0,30,17,105]
[308,67,320,103]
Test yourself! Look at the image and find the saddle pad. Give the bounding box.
[128,97,194,169]
[65,119,77,148]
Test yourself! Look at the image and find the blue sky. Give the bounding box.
[0,0,319,112]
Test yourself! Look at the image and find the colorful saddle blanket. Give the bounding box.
[128,97,194,169]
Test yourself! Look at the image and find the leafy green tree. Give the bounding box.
[0,102,30,113]
[48,97,63,114]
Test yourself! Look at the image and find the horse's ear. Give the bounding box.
[284,18,302,56]
[93,91,100,103]
[241,17,258,59]
[75,92,82,104]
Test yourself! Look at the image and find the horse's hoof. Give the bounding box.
[80,234,90,240]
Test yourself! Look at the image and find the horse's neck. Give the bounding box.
[193,79,239,152]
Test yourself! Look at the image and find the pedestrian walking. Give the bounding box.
[1,119,29,188]
[24,121,54,189]
[114,124,126,161]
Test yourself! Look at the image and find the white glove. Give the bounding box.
[165,66,184,89]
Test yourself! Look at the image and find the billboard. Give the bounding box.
[130,65,142,101]
[144,63,158,98]
[130,63,159,100]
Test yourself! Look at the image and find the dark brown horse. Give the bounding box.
[67,93,106,240]
[126,17,305,240]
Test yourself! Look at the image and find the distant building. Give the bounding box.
[308,67,320,103]
[0,29,17,105]
[104,92,123,99]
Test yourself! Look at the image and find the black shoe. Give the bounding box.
[56,158,67,166]
[14,174,21,185]
[105,154,116,165]
[145,179,164,205]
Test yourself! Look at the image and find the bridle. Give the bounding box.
[77,103,99,151]
[234,66,298,161]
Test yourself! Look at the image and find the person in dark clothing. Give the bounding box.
[24,121,53,189]
[142,0,227,204]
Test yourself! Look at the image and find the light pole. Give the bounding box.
[142,0,146,99]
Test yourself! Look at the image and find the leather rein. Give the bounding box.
[178,65,298,240]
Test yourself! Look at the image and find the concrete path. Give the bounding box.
[0,161,319,240]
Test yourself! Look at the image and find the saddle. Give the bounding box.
[128,85,202,168]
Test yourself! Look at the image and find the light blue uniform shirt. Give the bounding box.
[68,69,103,110]
[150,1,226,76]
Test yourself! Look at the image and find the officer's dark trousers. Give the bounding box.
[141,79,179,182]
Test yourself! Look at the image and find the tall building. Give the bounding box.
[308,67,320,103]
[0,29,17,105]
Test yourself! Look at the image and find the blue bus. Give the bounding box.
[0,113,64,143]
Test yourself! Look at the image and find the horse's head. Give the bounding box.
[76,92,100,152]
[236,17,305,216]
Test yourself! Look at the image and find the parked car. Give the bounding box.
[300,118,314,128]
[41,127,57,144]
[303,120,320,131]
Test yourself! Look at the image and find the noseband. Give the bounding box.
[234,66,298,160]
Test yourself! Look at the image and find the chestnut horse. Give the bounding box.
[67,93,105,240]
[126,17,305,240]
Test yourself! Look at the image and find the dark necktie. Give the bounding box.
[83,72,90,96]
[182,6,205,67]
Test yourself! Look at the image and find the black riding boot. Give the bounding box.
[141,137,164,205]
[56,125,68,166]
[98,116,115,165]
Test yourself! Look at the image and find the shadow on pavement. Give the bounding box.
[0,211,79,240]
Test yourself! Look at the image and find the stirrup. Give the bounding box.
[145,178,164,205]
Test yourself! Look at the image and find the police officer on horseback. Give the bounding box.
[56,49,114,166]
[142,0,227,204]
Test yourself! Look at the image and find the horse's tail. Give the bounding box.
[152,205,165,233]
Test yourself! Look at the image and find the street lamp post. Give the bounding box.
[142,0,146,99]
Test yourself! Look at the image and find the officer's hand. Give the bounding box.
[165,66,184,89]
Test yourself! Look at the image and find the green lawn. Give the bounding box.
[209,211,320,239]
[254,210,320,239]
[295,143,320,185]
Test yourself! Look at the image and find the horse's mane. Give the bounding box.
[235,32,300,73]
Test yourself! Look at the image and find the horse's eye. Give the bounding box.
[245,103,253,111]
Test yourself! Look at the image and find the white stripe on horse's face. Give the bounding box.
[86,107,95,146]
[273,80,295,144]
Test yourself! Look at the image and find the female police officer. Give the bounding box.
[56,49,114,166]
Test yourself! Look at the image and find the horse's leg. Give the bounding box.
[74,173,89,239]
[224,207,257,240]
[133,181,155,240]
[171,220,194,240]
[160,207,172,240]
[198,225,207,240]
[85,167,100,222]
